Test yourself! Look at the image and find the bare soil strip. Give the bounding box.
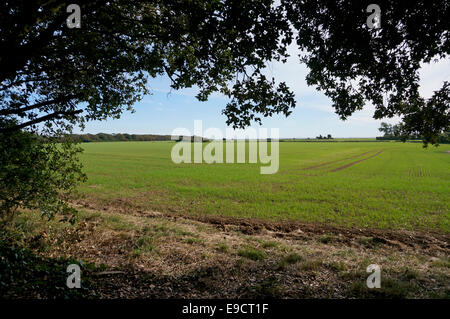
[167,213,449,254]
[303,151,373,170]
[72,200,449,254]
[330,150,383,172]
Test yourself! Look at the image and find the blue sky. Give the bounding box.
[74,45,450,138]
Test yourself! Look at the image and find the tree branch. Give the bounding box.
[0,95,79,116]
[0,109,83,134]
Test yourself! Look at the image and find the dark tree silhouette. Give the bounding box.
[0,0,295,135]
[1,1,448,144]
[284,0,449,146]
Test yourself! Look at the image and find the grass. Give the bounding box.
[215,243,230,253]
[327,261,346,272]
[348,279,412,299]
[298,260,323,271]
[237,246,266,261]
[318,234,337,244]
[241,276,283,298]
[77,141,450,233]
[357,236,386,248]
[104,215,138,231]
[133,238,154,256]
[278,252,303,269]
[184,237,204,245]
[261,240,278,248]
[430,258,450,269]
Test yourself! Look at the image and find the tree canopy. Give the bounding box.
[378,122,401,138]
[284,0,449,146]
[0,0,295,135]
[1,0,448,143]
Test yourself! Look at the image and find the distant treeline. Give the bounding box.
[376,134,450,144]
[378,122,450,144]
[70,133,173,142]
[69,133,212,143]
[68,133,450,144]
[280,138,375,142]
[376,136,416,141]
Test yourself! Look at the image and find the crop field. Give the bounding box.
[78,141,450,233]
[6,140,449,299]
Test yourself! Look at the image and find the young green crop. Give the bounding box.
[78,141,450,232]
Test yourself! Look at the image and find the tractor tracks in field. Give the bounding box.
[282,149,384,175]
[303,150,373,170]
[329,150,384,172]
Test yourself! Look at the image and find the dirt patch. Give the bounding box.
[174,213,449,254]
[70,200,449,255]
[330,150,383,172]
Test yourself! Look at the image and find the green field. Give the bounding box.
[78,141,450,232]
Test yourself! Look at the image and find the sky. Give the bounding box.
[73,45,450,138]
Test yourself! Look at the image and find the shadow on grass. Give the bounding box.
[0,241,101,299]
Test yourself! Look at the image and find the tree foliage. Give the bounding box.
[0,119,85,224]
[284,0,449,146]
[378,121,450,144]
[1,0,448,141]
[378,122,401,138]
[315,134,333,139]
[0,0,295,135]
